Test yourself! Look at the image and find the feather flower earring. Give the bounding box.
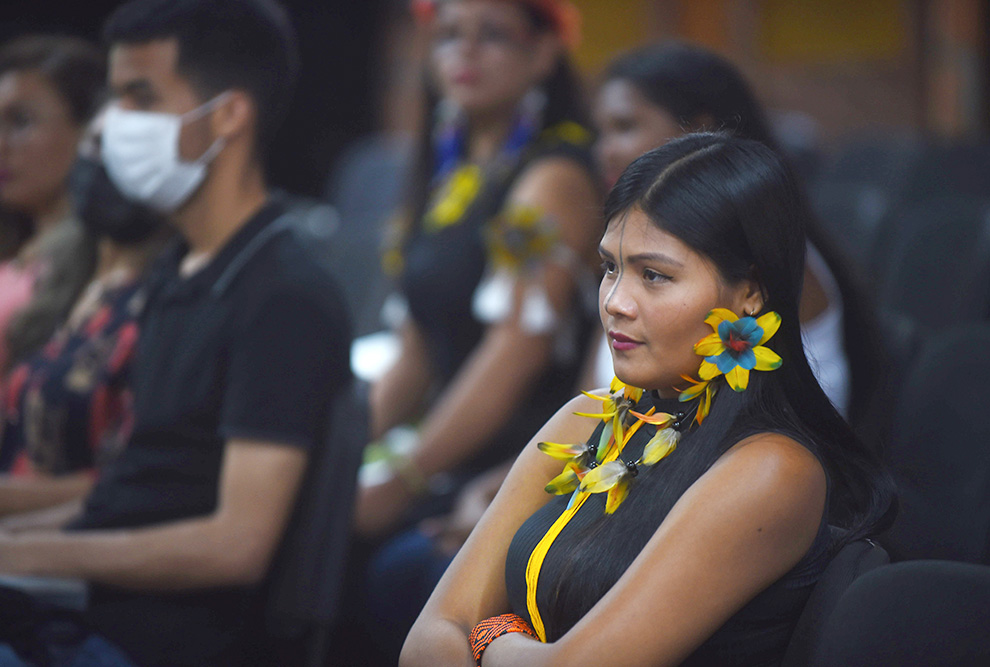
[693,308,782,391]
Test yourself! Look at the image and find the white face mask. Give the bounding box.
[101,93,230,213]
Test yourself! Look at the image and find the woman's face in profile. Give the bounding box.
[594,78,683,191]
[0,68,82,217]
[599,208,746,395]
[430,0,555,115]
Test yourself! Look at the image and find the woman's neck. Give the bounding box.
[26,192,73,242]
[94,237,147,282]
[465,103,518,164]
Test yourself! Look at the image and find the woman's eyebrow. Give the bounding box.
[625,251,685,267]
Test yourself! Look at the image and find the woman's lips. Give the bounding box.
[452,70,480,85]
[610,331,641,351]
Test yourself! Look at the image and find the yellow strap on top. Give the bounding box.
[524,408,654,641]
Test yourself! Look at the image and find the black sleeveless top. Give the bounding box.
[504,393,833,666]
[399,123,599,475]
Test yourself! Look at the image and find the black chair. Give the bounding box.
[260,379,368,666]
[898,140,990,204]
[815,560,990,666]
[816,132,923,192]
[881,324,990,563]
[323,134,413,337]
[869,197,990,330]
[781,537,889,667]
[809,132,923,272]
[809,182,894,272]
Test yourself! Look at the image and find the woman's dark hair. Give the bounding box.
[603,40,887,442]
[543,133,896,639]
[102,0,300,152]
[0,35,102,371]
[604,40,775,145]
[401,0,590,236]
[0,34,106,124]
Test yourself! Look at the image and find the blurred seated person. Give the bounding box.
[0,1,351,665]
[350,1,600,661]
[588,41,884,426]
[0,115,168,515]
[356,0,601,539]
[0,35,105,374]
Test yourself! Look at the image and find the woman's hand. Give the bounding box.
[420,463,509,555]
[354,474,416,539]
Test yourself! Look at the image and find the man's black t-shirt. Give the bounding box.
[68,195,352,666]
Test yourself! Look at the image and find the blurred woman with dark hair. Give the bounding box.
[403,132,894,667]
[0,34,105,373]
[356,0,601,540]
[0,38,167,515]
[348,2,601,660]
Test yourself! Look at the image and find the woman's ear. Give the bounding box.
[686,112,717,133]
[735,275,766,317]
[531,32,561,83]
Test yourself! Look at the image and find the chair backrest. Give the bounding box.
[881,323,990,563]
[323,134,413,337]
[781,538,889,667]
[809,181,892,273]
[869,197,990,329]
[815,560,990,666]
[898,140,990,204]
[262,379,368,660]
[816,132,923,192]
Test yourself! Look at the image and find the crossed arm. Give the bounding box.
[0,439,306,591]
[401,393,827,666]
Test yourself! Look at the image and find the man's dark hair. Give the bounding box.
[102,0,300,152]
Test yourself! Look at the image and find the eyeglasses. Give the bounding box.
[432,18,533,53]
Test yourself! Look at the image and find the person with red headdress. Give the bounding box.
[355,0,601,547]
[348,0,601,661]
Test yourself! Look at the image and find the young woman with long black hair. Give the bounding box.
[402,133,894,666]
[590,41,885,434]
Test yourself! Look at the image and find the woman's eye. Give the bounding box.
[611,117,636,134]
[434,24,461,46]
[600,260,617,274]
[643,269,670,283]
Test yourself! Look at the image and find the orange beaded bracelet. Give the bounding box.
[469,613,538,665]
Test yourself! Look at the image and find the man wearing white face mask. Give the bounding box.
[101,90,232,214]
[0,1,353,666]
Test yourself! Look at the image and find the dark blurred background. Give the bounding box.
[1,0,387,198]
[5,0,986,194]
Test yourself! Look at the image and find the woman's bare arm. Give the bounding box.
[356,158,601,537]
[409,157,600,477]
[369,320,434,440]
[401,392,602,666]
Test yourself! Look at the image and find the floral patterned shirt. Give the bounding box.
[0,278,145,475]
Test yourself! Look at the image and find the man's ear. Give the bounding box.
[211,89,255,142]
